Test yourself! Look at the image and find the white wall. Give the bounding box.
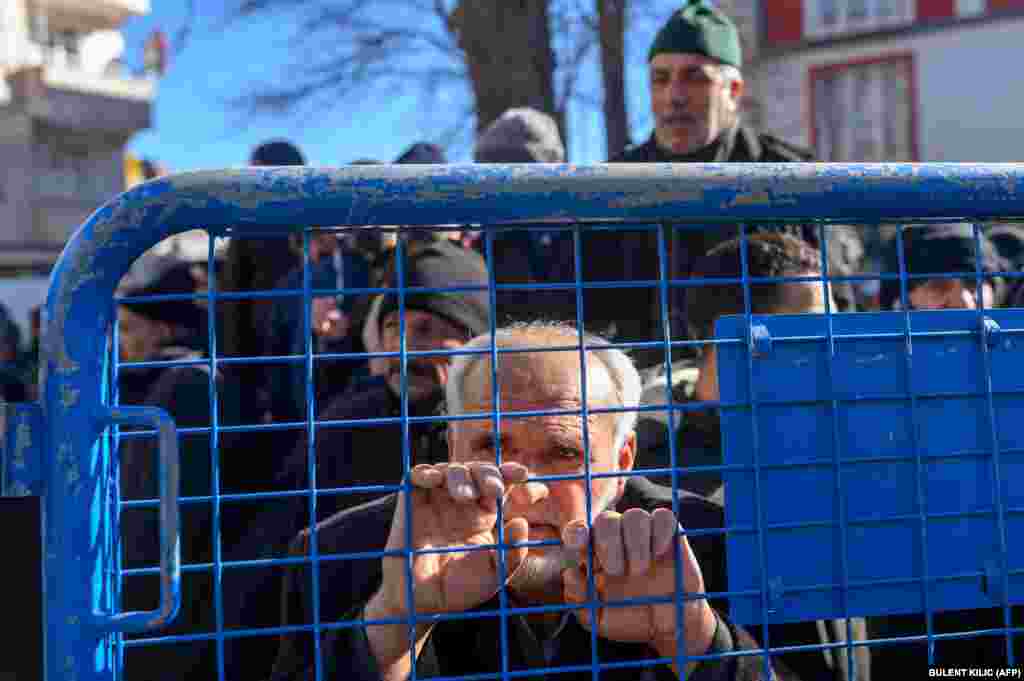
[756,15,1024,161]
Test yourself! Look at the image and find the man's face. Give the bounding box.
[649,53,743,156]
[907,279,994,310]
[117,307,166,363]
[380,309,469,401]
[449,350,636,598]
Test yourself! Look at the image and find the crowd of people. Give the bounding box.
[19,1,1013,679]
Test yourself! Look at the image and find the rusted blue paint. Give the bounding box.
[40,164,1024,680]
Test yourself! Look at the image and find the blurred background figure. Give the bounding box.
[117,256,241,681]
[472,108,580,329]
[220,139,307,426]
[220,239,489,681]
[0,302,28,403]
[265,230,371,438]
[987,224,1024,307]
[880,224,1007,311]
[394,141,446,164]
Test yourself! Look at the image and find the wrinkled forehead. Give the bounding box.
[460,350,615,412]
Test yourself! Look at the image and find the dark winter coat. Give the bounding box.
[215,376,445,681]
[118,344,242,681]
[269,476,804,681]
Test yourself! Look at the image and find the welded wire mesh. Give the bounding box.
[37,166,1023,681]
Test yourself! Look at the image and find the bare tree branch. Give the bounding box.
[217,0,651,161]
[557,26,597,113]
[171,0,197,57]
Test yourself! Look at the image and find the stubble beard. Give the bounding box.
[505,472,622,602]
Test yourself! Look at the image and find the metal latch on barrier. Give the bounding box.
[979,316,1002,349]
[749,323,773,358]
[1,402,44,498]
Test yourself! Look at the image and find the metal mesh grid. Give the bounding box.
[35,165,1024,681]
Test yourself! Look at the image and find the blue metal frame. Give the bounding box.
[37,164,1024,680]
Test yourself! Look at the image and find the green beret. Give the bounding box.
[648,0,742,69]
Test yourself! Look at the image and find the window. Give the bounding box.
[34,139,113,203]
[811,56,915,162]
[805,0,913,36]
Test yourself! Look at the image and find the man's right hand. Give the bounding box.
[372,462,533,617]
[363,462,535,678]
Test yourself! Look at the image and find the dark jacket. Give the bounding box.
[266,250,372,426]
[280,376,446,520]
[0,363,28,402]
[118,344,242,681]
[217,376,445,681]
[609,125,850,368]
[221,236,300,425]
[489,229,589,329]
[268,476,827,681]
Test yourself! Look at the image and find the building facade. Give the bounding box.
[0,0,154,273]
[738,0,1024,163]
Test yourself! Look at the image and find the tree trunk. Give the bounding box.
[450,0,564,139]
[598,0,629,158]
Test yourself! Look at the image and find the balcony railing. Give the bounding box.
[18,42,156,101]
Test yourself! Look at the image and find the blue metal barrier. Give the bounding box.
[22,164,1024,680]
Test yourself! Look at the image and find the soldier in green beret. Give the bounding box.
[600,0,864,370]
[614,0,809,164]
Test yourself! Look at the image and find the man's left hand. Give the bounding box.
[561,507,717,661]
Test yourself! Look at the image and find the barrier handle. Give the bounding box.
[98,406,181,633]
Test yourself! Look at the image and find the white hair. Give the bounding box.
[445,321,642,455]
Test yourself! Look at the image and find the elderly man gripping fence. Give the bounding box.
[271,322,795,681]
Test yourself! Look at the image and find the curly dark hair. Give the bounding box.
[686,233,823,342]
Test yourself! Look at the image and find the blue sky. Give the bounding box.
[119,2,676,170]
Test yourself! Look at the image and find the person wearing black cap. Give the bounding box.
[607,1,858,368]
[878,223,1007,311]
[220,241,490,681]
[264,142,450,435]
[117,259,242,681]
[394,141,447,165]
[280,240,490,519]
